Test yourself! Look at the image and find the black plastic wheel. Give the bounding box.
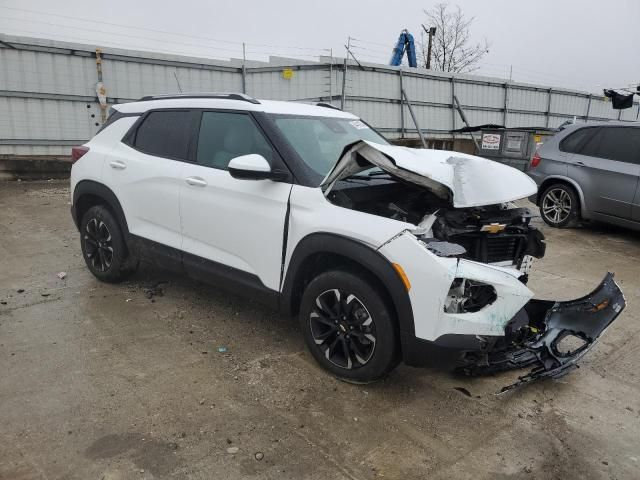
[299,270,400,383]
[80,205,138,282]
[539,183,580,228]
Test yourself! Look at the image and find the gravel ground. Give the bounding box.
[1,180,639,479]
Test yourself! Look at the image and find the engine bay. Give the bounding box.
[328,178,546,268]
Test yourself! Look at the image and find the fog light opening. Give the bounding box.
[553,331,589,357]
[444,278,497,314]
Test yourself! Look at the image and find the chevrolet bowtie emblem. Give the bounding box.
[480,223,507,234]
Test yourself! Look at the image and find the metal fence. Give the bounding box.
[1,34,638,156]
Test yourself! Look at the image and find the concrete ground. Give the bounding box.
[1,180,639,480]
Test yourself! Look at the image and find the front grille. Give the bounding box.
[486,236,520,263]
[451,233,526,265]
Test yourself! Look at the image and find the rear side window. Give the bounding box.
[579,127,640,164]
[196,111,275,169]
[559,127,596,153]
[132,110,192,160]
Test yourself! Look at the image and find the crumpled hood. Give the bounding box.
[321,141,538,208]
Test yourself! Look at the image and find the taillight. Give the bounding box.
[71,146,90,163]
[530,152,541,169]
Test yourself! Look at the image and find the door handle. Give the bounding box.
[185,176,207,187]
[575,161,585,167]
[109,160,127,170]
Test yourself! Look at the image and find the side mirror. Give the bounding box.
[228,154,287,181]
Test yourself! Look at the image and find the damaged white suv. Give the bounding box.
[70,93,625,389]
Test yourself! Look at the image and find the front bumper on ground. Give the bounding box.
[403,273,625,391]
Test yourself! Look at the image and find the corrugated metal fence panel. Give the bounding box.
[403,75,451,104]
[0,96,100,140]
[589,97,624,120]
[345,99,400,131]
[509,88,547,112]
[102,60,241,100]
[0,48,96,96]
[0,144,72,155]
[509,112,548,128]
[2,35,639,154]
[456,82,504,109]
[551,93,589,117]
[347,69,398,100]
[248,69,328,101]
[621,106,640,121]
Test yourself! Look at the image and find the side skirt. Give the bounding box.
[128,234,280,309]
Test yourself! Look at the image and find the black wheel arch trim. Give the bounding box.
[72,180,129,235]
[280,232,415,336]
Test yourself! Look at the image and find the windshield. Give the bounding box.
[271,114,389,177]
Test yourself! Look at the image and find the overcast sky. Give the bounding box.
[1,0,638,94]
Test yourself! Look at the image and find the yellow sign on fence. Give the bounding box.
[282,68,294,80]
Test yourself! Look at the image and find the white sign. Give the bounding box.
[481,133,501,150]
[349,120,369,130]
[95,81,107,107]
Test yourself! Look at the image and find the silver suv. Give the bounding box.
[527,121,640,229]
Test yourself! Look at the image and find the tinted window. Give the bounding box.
[559,127,596,153]
[133,110,191,160]
[580,127,640,164]
[196,112,274,169]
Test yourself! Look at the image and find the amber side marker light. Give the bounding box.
[392,263,411,291]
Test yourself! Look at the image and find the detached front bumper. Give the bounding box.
[403,273,625,391]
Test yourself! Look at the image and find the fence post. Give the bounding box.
[329,49,333,104]
[585,94,592,121]
[399,69,405,139]
[503,82,510,127]
[450,77,456,143]
[545,88,552,127]
[241,43,247,94]
[340,58,348,110]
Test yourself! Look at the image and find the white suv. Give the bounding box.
[70,93,625,389]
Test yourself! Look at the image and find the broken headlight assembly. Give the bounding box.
[444,278,497,314]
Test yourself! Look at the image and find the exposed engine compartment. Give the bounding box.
[328,179,546,269]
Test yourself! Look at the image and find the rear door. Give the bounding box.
[568,126,640,220]
[102,109,193,250]
[179,110,292,292]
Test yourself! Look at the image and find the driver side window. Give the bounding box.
[196,111,274,169]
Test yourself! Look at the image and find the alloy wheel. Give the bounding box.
[84,217,114,272]
[309,289,376,369]
[542,188,572,224]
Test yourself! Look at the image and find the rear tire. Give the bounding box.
[299,270,400,383]
[539,183,580,228]
[80,205,138,283]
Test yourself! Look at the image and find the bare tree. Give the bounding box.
[420,3,489,73]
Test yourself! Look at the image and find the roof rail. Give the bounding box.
[316,102,342,111]
[137,93,261,104]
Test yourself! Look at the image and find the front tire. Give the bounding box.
[299,270,400,383]
[80,205,138,283]
[539,183,580,228]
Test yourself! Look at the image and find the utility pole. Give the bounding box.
[341,36,351,110]
[422,25,436,69]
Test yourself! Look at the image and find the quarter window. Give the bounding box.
[580,127,640,164]
[132,110,192,160]
[196,111,274,169]
[559,127,596,154]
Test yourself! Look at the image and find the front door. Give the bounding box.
[568,126,640,220]
[179,110,292,292]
